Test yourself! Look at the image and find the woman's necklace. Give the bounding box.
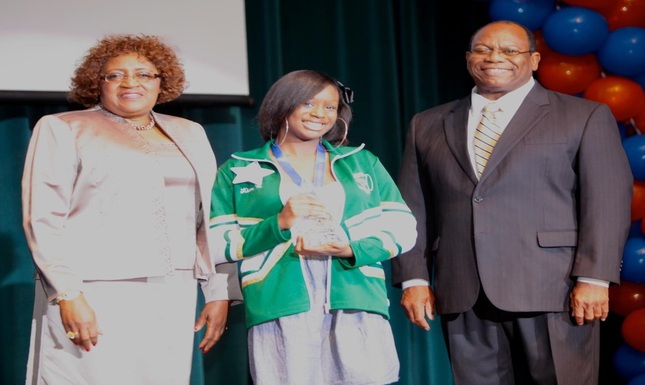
[127,116,155,131]
[97,104,155,130]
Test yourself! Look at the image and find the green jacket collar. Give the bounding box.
[232,140,365,163]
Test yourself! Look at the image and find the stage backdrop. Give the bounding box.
[1,1,493,384]
[0,0,249,101]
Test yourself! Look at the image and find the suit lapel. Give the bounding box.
[478,83,550,183]
[445,97,479,184]
[155,113,197,164]
[154,113,212,219]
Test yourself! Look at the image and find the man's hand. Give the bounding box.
[569,281,609,326]
[400,285,436,331]
[194,300,230,353]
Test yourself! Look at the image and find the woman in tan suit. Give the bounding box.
[22,34,239,385]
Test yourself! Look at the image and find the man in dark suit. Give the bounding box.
[391,20,633,385]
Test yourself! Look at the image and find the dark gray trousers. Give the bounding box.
[442,291,599,385]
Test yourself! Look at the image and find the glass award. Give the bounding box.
[292,211,345,247]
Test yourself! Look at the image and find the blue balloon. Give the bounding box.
[622,135,645,180]
[488,0,557,31]
[635,73,645,91]
[629,220,643,238]
[619,121,630,141]
[630,374,645,385]
[615,344,645,381]
[542,6,609,55]
[622,237,645,283]
[598,27,645,77]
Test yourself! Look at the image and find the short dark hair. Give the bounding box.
[68,34,186,107]
[257,70,353,146]
[469,21,537,52]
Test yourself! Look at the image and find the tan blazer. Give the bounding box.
[392,83,633,315]
[22,107,238,303]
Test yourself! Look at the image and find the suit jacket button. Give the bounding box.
[473,196,483,203]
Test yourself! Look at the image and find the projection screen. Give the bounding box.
[0,0,250,105]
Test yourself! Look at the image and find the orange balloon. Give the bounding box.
[537,52,602,95]
[562,0,618,12]
[584,76,645,122]
[534,29,555,58]
[601,0,645,30]
[633,181,645,221]
[609,280,645,317]
[622,308,645,352]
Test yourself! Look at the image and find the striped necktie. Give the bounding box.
[474,103,502,178]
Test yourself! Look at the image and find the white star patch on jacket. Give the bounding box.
[231,161,275,187]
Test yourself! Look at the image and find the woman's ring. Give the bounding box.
[66,331,79,340]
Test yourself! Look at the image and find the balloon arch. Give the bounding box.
[485,0,645,383]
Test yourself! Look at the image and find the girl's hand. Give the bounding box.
[277,194,327,230]
[294,236,353,258]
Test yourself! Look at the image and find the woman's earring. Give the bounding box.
[276,119,289,146]
[336,118,348,147]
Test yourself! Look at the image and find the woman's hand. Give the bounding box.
[194,300,230,353]
[59,293,100,351]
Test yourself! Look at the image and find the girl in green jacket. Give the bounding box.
[210,70,417,385]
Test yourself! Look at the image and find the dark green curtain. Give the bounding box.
[0,1,490,384]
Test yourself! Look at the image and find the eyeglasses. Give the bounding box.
[469,48,533,58]
[100,72,161,83]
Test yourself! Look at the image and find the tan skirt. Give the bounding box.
[26,270,198,385]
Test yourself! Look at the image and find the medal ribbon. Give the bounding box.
[271,141,326,188]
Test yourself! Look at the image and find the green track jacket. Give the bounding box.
[209,141,417,327]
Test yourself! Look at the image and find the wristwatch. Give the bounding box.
[54,290,82,304]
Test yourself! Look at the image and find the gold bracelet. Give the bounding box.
[55,290,81,304]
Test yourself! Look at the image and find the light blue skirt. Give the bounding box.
[248,256,400,385]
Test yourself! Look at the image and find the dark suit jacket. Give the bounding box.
[391,82,633,315]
